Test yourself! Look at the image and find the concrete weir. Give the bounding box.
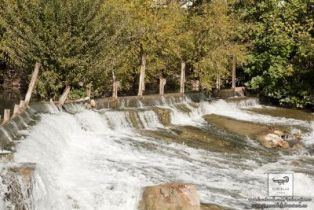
[0,92,214,209]
[0,92,206,208]
[0,92,205,152]
[0,91,313,210]
[94,92,205,109]
[0,101,57,209]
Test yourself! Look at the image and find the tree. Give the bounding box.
[0,0,111,99]
[104,0,190,96]
[161,2,194,94]
[189,0,246,90]
[0,0,248,98]
[243,0,314,108]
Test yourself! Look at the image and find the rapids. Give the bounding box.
[1,97,314,210]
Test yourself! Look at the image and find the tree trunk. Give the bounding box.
[25,63,41,106]
[180,61,186,94]
[232,55,237,89]
[159,78,166,96]
[138,53,146,97]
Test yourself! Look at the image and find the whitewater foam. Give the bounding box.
[1,98,313,210]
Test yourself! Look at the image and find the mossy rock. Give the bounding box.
[153,107,171,126]
[174,104,192,113]
[141,125,249,154]
[128,110,143,129]
[203,114,302,150]
[201,203,227,210]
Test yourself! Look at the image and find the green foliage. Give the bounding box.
[0,0,246,98]
[242,0,314,108]
[35,70,63,99]
[0,17,5,63]
[6,0,309,108]
[0,0,111,98]
[190,0,246,89]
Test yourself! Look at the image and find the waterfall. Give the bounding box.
[103,111,133,130]
[198,99,310,127]
[1,97,314,210]
[137,111,163,129]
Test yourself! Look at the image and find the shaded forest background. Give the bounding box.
[0,0,313,108]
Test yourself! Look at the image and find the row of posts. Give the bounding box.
[0,61,206,125]
[1,63,41,125]
[112,77,199,99]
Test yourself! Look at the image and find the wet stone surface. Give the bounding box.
[0,163,36,210]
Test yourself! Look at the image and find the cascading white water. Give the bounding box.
[198,99,311,128]
[137,111,163,129]
[1,98,314,210]
[103,111,132,130]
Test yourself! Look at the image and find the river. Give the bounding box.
[0,96,314,210]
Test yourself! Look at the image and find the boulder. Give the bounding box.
[293,129,302,142]
[90,99,96,108]
[139,183,201,210]
[273,130,284,137]
[263,133,290,149]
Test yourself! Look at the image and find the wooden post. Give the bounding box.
[58,86,71,107]
[216,74,221,90]
[19,100,25,110]
[112,81,120,99]
[180,61,186,94]
[159,78,166,96]
[2,109,10,125]
[12,104,20,118]
[138,53,146,97]
[232,55,237,89]
[25,63,41,106]
[86,84,92,99]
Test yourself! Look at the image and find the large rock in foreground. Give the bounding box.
[139,183,201,210]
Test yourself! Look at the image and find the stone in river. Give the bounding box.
[139,183,201,210]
